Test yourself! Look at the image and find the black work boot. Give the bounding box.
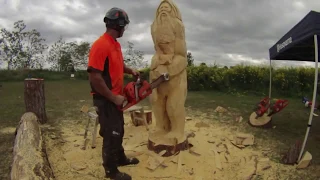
[105,169,132,180]
[118,156,140,166]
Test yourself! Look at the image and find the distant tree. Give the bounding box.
[0,20,48,69]
[20,29,48,69]
[123,41,146,69]
[71,41,90,69]
[0,20,26,69]
[187,51,194,66]
[200,62,207,66]
[46,37,91,71]
[46,36,75,71]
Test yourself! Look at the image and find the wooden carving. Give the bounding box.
[148,0,188,156]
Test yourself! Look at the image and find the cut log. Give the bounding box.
[248,112,273,129]
[24,78,47,124]
[11,112,54,180]
[147,131,189,157]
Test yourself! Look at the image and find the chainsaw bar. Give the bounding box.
[120,73,170,111]
[150,73,169,89]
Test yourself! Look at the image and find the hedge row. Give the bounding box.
[0,65,317,97]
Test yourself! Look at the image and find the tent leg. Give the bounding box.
[268,59,272,114]
[297,34,319,162]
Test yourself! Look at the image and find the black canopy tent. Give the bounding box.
[268,10,320,162]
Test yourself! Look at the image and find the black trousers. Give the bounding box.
[93,98,126,173]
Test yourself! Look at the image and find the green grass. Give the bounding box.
[0,80,320,179]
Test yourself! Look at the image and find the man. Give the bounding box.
[87,7,139,180]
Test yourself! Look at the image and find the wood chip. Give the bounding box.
[212,147,222,170]
[230,140,245,149]
[186,131,196,138]
[146,156,165,171]
[189,147,201,156]
[71,163,87,171]
[234,133,254,146]
[185,117,192,121]
[195,122,210,128]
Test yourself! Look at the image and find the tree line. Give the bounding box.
[0,20,153,71]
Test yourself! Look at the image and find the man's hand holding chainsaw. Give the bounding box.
[89,66,139,106]
[88,73,124,105]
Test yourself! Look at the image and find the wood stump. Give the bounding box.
[147,130,189,157]
[248,112,273,129]
[24,78,47,124]
[281,140,302,165]
[11,112,54,180]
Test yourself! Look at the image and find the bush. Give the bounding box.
[186,65,315,97]
[0,65,317,97]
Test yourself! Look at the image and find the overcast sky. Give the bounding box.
[0,0,319,68]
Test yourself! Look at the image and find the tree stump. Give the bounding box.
[11,112,54,180]
[24,78,47,124]
[281,140,302,165]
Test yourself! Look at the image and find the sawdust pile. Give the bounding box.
[44,113,300,180]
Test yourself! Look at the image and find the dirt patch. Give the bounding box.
[44,113,316,180]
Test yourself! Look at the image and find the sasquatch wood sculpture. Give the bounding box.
[148,0,188,156]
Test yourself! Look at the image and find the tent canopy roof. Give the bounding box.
[269,10,320,61]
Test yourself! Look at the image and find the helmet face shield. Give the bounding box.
[124,24,129,30]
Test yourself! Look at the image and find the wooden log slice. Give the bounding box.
[147,130,189,157]
[248,112,273,129]
[11,112,54,180]
[24,78,47,124]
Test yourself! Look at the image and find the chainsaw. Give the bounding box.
[119,73,170,111]
[253,97,289,119]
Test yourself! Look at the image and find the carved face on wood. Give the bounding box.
[152,0,184,52]
[158,2,172,17]
[155,0,182,21]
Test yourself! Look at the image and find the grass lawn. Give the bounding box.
[1,80,320,179]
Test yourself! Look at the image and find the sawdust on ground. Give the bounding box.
[44,112,308,180]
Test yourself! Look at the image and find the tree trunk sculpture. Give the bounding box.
[148,0,189,156]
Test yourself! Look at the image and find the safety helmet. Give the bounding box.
[104,7,130,27]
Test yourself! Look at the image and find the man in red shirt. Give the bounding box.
[87,7,139,180]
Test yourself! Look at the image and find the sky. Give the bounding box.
[0,0,319,69]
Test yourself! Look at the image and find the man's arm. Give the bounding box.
[87,43,116,102]
[88,72,116,102]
